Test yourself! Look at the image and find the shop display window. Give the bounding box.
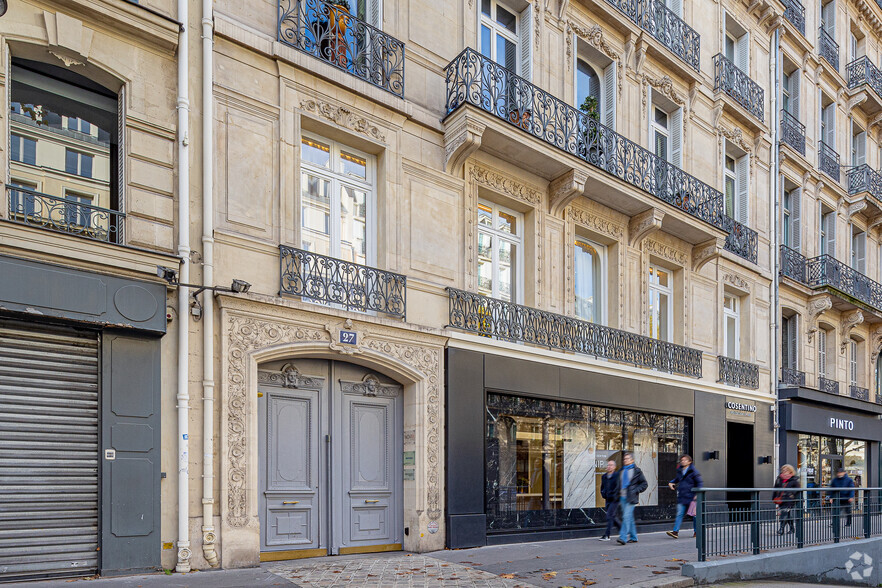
[797,433,866,492]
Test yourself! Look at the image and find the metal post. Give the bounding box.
[864,490,871,539]
[696,490,706,562]
[832,491,841,544]
[750,491,760,555]
[795,489,804,549]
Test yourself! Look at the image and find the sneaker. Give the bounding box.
[666,531,679,539]
[599,536,610,541]
[628,539,638,543]
[616,538,626,545]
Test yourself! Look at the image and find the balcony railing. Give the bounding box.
[718,356,759,389]
[721,215,758,264]
[780,367,806,387]
[602,0,700,71]
[447,287,703,377]
[5,185,124,244]
[780,110,805,155]
[818,376,839,395]
[279,245,407,319]
[847,56,882,102]
[779,245,882,313]
[445,49,757,264]
[782,0,806,36]
[818,140,840,182]
[713,54,764,123]
[849,384,870,401]
[819,27,839,71]
[847,164,882,207]
[277,0,405,97]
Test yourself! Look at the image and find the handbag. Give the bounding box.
[773,495,782,506]
[686,499,697,517]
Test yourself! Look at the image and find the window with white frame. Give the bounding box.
[648,265,673,342]
[782,186,801,251]
[650,97,682,168]
[821,0,835,37]
[651,107,670,162]
[723,293,740,359]
[724,14,749,73]
[574,237,605,324]
[10,134,36,166]
[300,135,373,266]
[818,328,828,379]
[782,314,799,370]
[575,44,616,130]
[782,68,800,119]
[852,121,867,167]
[820,205,836,257]
[480,0,531,78]
[65,149,92,178]
[63,190,93,227]
[876,354,882,400]
[851,226,866,273]
[820,99,835,151]
[725,141,749,224]
[478,200,523,303]
[850,339,859,387]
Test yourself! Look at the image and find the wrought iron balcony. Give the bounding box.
[847,57,882,103]
[782,0,805,36]
[444,49,757,264]
[779,245,807,282]
[818,141,840,182]
[447,287,703,377]
[847,164,882,207]
[277,0,405,97]
[780,367,806,387]
[718,356,759,389]
[819,27,839,71]
[602,0,700,71]
[279,245,407,319]
[5,185,124,244]
[779,245,882,313]
[780,110,805,156]
[818,377,839,395]
[850,385,870,401]
[713,54,764,123]
[721,215,758,264]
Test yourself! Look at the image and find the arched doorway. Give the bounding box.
[257,358,403,559]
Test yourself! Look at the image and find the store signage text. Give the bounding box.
[829,417,855,431]
[726,402,757,412]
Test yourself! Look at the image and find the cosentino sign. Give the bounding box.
[726,398,758,423]
[726,401,757,412]
[784,403,878,439]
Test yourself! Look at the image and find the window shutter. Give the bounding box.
[735,154,749,224]
[791,70,800,118]
[519,4,532,82]
[603,62,616,130]
[367,0,381,28]
[735,32,749,72]
[826,212,837,259]
[670,0,683,18]
[792,189,801,252]
[819,330,827,378]
[825,105,836,148]
[789,315,799,370]
[823,1,836,35]
[856,131,867,166]
[857,232,866,272]
[671,107,683,168]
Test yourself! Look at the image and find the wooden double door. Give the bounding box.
[258,359,403,559]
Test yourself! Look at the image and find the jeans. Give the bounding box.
[619,497,637,542]
[673,502,687,532]
[604,500,620,537]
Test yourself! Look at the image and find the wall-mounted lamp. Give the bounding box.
[706,450,720,461]
[157,265,252,320]
[759,456,773,464]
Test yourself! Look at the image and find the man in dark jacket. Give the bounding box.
[599,459,621,540]
[830,468,856,527]
[666,454,703,539]
[616,452,648,545]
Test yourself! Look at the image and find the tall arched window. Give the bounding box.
[575,238,604,323]
[576,59,600,111]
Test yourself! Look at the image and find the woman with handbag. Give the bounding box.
[773,464,800,535]
[666,455,703,539]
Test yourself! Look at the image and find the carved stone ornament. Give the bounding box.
[723,273,750,291]
[340,373,402,397]
[641,74,685,108]
[644,238,687,266]
[848,199,868,219]
[565,21,623,92]
[840,310,865,354]
[300,99,386,142]
[326,318,363,355]
[805,295,832,344]
[718,125,752,155]
[444,111,486,176]
[468,164,542,207]
[258,363,325,389]
[567,207,624,239]
[871,326,882,363]
[692,237,724,272]
[43,11,93,67]
[629,208,665,247]
[549,168,588,216]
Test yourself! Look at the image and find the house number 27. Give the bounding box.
[340,330,357,345]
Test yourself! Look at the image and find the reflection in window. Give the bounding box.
[477,201,522,302]
[574,239,604,323]
[648,265,673,342]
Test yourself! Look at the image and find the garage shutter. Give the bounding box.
[0,322,99,580]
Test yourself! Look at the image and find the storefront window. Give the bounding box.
[797,433,866,491]
[485,394,687,532]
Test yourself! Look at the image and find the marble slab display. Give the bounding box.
[563,422,596,509]
[633,428,658,506]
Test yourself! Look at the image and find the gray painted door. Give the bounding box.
[258,360,402,556]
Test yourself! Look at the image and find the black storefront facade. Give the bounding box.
[779,387,882,491]
[446,347,775,548]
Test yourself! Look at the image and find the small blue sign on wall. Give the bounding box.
[340,330,357,345]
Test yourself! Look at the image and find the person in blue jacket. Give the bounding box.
[829,467,856,527]
[666,454,703,539]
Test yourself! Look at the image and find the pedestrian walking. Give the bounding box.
[773,464,800,535]
[599,459,621,540]
[616,451,648,545]
[829,467,856,528]
[666,454,702,539]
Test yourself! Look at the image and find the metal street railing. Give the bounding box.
[6,185,124,244]
[780,109,805,155]
[713,53,764,123]
[277,0,405,97]
[718,356,759,389]
[447,287,703,377]
[819,27,839,71]
[819,140,840,182]
[694,487,882,562]
[780,367,806,387]
[782,0,805,35]
[602,0,699,71]
[280,245,407,319]
[847,164,882,207]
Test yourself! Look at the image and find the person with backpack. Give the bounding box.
[616,452,648,545]
[666,454,703,539]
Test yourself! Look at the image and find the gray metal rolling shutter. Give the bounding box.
[0,322,99,580]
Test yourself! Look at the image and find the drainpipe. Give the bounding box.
[200,0,219,568]
[770,25,781,476]
[175,0,191,574]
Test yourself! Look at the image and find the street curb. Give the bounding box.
[615,576,694,588]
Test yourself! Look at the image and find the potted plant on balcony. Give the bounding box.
[323,0,350,68]
[578,95,602,162]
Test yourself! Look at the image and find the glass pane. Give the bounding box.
[575,240,597,323]
[658,292,669,341]
[725,36,735,61]
[500,37,517,72]
[340,151,367,180]
[654,108,668,127]
[499,240,515,301]
[654,130,667,160]
[726,316,737,357]
[301,138,331,167]
[723,295,735,311]
[481,25,492,58]
[301,172,331,256]
[496,5,517,33]
[481,0,491,16]
[497,210,517,234]
[478,231,493,296]
[844,441,866,487]
[478,203,493,227]
[340,185,367,264]
[725,176,736,218]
